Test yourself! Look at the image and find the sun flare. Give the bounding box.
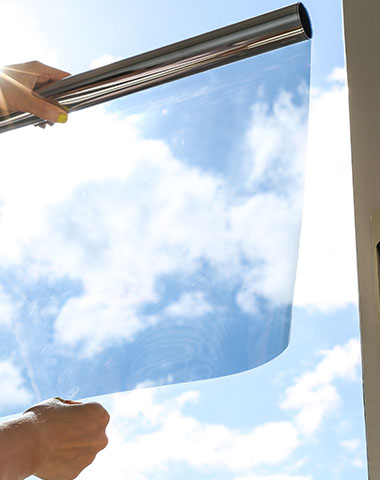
[0,2,59,67]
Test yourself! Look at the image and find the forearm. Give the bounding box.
[0,413,40,480]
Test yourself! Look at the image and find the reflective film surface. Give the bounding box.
[0,41,310,416]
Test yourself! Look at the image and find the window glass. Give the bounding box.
[1,1,368,479]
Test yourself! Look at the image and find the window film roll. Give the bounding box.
[0,6,311,416]
[0,3,311,133]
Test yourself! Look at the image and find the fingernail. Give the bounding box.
[57,112,68,123]
[62,106,69,112]
[54,396,82,404]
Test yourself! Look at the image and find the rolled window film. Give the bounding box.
[0,3,311,133]
[0,4,312,416]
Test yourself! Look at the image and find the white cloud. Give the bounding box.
[340,438,360,452]
[244,89,307,194]
[339,437,366,469]
[0,87,307,356]
[234,475,312,480]
[79,388,300,480]
[0,3,60,67]
[0,360,33,410]
[0,286,18,327]
[280,339,361,436]
[134,374,174,389]
[352,458,365,468]
[65,338,360,479]
[164,291,213,318]
[90,54,122,69]
[294,71,358,310]
[231,193,301,313]
[328,67,347,83]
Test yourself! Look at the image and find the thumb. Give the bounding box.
[27,93,68,124]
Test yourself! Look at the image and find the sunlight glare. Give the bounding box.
[0,2,59,67]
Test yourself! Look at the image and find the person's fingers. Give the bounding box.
[72,453,98,479]
[26,61,71,82]
[35,122,47,129]
[3,62,70,89]
[10,61,71,80]
[80,402,111,428]
[42,66,71,80]
[35,75,56,87]
[24,93,68,123]
[98,433,109,451]
[35,68,71,87]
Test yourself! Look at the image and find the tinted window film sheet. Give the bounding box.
[0,41,311,416]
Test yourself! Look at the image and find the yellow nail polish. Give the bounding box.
[57,112,68,123]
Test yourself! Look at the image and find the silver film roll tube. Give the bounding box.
[0,3,312,133]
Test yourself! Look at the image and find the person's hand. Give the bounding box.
[0,61,70,124]
[24,397,110,479]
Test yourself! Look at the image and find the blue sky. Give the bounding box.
[0,0,367,479]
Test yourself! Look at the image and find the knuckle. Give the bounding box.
[24,61,37,70]
[87,402,110,423]
[99,433,109,450]
[78,453,97,470]
[102,408,111,425]
[71,469,83,479]
[27,99,51,121]
[87,453,97,466]
[71,454,96,478]
[86,401,103,414]
[37,101,52,115]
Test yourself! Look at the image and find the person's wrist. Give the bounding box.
[0,413,43,479]
[20,412,44,475]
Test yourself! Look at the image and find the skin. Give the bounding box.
[0,398,110,480]
[0,61,70,124]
